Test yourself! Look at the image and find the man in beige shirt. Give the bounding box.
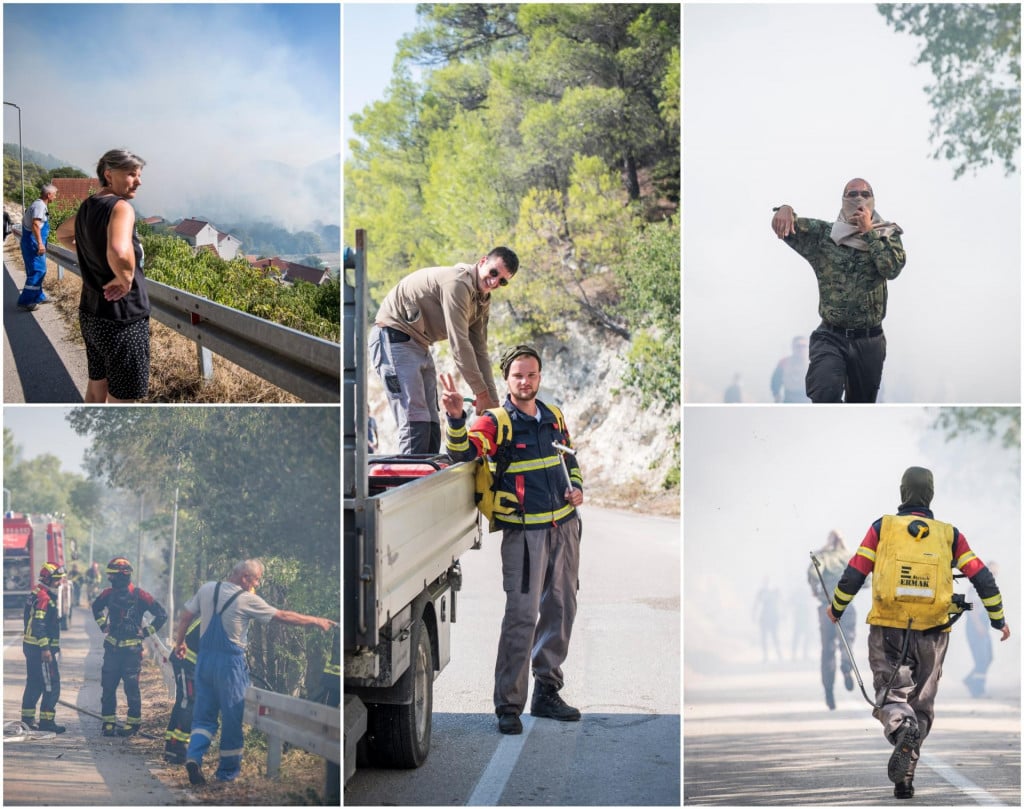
[371,247,519,454]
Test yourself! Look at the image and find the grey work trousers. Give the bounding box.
[867,624,949,745]
[494,519,581,716]
[368,325,440,454]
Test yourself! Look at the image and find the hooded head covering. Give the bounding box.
[899,466,934,511]
[830,178,902,250]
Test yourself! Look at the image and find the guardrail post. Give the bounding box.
[196,343,214,382]
[267,733,283,779]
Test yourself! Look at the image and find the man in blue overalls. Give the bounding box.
[173,559,335,785]
[18,184,57,310]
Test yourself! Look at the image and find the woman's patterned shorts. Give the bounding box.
[79,312,151,400]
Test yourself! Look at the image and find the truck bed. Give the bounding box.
[345,459,480,650]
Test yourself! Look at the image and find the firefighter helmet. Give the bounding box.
[39,563,66,585]
[106,557,133,577]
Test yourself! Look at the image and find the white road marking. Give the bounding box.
[466,715,536,805]
[921,752,1007,806]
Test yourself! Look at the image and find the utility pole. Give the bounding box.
[167,454,182,641]
[2,101,25,210]
[137,493,144,588]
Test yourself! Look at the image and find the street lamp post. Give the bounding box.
[2,101,25,211]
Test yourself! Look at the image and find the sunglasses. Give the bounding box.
[488,267,510,287]
[845,190,873,199]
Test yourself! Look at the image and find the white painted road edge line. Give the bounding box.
[921,752,1007,807]
[466,715,536,805]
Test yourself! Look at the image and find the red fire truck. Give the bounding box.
[3,513,74,628]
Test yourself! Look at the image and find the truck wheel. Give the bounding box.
[366,617,433,768]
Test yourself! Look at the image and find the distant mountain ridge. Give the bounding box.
[3,143,340,255]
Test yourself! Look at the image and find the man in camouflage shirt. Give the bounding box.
[771,178,905,403]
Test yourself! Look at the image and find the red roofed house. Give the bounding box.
[250,257,331,286]
[51,177,100,203]
[172,217,242,260]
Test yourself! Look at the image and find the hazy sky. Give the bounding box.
[4,407,90,479]
[3,4,340,230]
[684,406,1021,687]
[684,4,1021,404]
[343,3,420,158]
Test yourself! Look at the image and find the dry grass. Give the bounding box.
[135,657,334,805]
[30,253,300,403]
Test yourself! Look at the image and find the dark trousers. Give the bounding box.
[101,646,143,726]
[818,604,856,690]
[806,326,886,403]
[22,646,60,722]
[165,666,195,760]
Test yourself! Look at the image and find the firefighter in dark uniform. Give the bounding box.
[164,616,200,763]
[22,563,68,733]
[91,557,167,736]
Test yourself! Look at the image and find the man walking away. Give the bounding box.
[827,467,1009,799]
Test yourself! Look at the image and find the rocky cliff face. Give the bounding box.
[368,322,680,515]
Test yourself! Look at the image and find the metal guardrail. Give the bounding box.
[243,686,340,777]
[11,226,340,402]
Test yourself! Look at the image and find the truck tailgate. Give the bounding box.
[365,460,480,631]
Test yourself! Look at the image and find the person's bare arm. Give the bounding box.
[55,216,76,250]
[172,609,197,658]
[272,610,335,632]
[104,200,136,300]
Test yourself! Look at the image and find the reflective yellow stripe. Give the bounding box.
[507,456,561,474]
[495,504,575,526]
[956,550,978,568]
[982,594,1002,607]
[324,663,341,676]
[105,636,142,648]
[855,546,876,563]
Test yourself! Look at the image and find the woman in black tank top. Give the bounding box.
[56,149,151,402]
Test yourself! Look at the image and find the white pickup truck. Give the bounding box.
[343,230,481,783]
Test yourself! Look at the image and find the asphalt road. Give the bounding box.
[3,241,87,403]
[345,505,681,806]
[3,607,179,805]
[684,659,1020,806]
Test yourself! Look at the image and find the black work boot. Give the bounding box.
[842,669,854,691]
[186,760,206,785]
[102,722,117,737]
[824,686,836,710]
[21,716,38,730]
[38,719,66,734]
[531,681,581,722]
[117,724,140,737]
[497,712,523,735]
[894,756,917,799]
[888,718,920,784]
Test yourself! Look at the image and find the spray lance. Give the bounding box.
[809,551,915,711]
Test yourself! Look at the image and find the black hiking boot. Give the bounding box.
[531,682,581,722]
[888,718,920,783]
[186,760,207,785]
[894,756,917,799]
[38,719,66,734]
[497,712,523,735]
